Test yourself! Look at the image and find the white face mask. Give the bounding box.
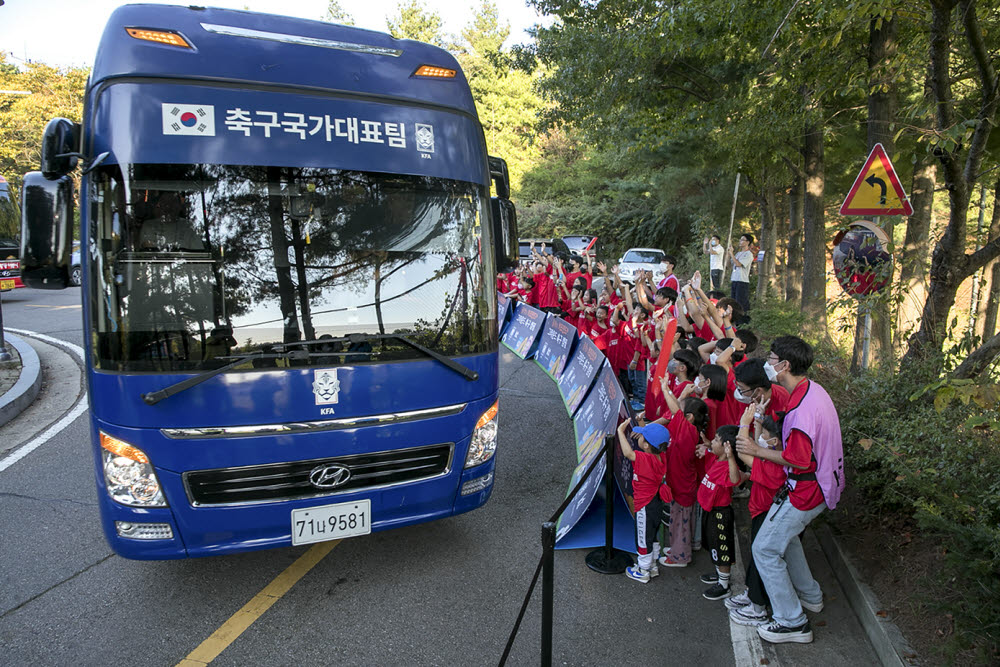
[733,387,753,404]
[711,239,718,247]
[693,377,705,393]
[764,360,779,382]
[758,435,776,450]
[709,351,719,365]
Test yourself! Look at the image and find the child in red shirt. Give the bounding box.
[728,408,787,626]
[697,424,745,600]
[618,419,671,584]
[649,391,708,568]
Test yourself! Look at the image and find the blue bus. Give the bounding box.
[21,4,517,559]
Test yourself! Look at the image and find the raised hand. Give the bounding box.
[692,271,702,291]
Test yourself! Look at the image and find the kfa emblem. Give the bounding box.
[415,123,435,153]
[312,369,341,406]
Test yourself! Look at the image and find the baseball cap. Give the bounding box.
[632,423,670,451]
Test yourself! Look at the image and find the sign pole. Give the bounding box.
[723,173,741,289]
[0,289,10,362]
[861,304,871,371]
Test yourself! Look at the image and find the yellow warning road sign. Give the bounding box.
[840,143,913,216]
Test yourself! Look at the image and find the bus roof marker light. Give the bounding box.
[125,28,192,49]
[414,65,457,79]
[200,23,403,57]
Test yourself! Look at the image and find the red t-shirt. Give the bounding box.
[619,320,641,370]
[532,272,559,309]
[601,325,625,372]
[693,320,716,342]
[766,384,790,421]
[657,274,679,292]
[718,368,742,426]
[697,456,736,511]
[784,379,824,511]
[665,410,699,507]
[703,397,721,441]
[749,458,787,517]
[633,450,666,511]
[589,319,610,342]
[497,276,508,292]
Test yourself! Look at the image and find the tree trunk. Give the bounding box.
[775,188,788,297]
[266,167,301,344]
[801,109,827,331]
[757,185,777,305]
[896,151,936,347]
[981,178,1000,338]
[290,219,316,341]
[851,13,897,372]
[903,0,1000,366]
[786,174,803,304]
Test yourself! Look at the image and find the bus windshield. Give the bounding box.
[89,163,495,372]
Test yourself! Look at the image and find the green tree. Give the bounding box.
[321,0,355,26]
[386,0,448,47]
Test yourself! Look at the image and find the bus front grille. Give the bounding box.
[183,443,454,506]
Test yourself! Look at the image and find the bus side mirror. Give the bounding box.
[40,118,81,178]
[488,155,510,200]
[491,196,518,272]
[21,171,74,289]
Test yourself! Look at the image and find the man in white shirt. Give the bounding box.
[728,233,754,312]
[703,235,724,289]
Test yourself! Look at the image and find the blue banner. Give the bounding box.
[557,335,605,416]
[500,301,545,359]
[555,362,626,543]
[534,315,577,380]
[497,292,512,336]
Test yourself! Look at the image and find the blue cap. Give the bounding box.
[632,423,670,451]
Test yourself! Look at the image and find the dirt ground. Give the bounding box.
[829,480,973,664]
[0,342,21,396]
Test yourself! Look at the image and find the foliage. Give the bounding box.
[386,0,450,48]
[321,0,355,25]
[0,55,88,237]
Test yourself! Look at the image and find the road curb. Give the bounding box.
[0,333,42,428]
[813,522,918,666]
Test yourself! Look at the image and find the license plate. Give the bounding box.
[0,279,13,290]
[291,499,371,546]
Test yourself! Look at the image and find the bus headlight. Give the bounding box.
[465,400,498,468]
[99,432,167,507]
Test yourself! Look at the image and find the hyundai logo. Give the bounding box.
[308,464,352,489]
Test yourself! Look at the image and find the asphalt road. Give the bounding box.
[0,285,878,666]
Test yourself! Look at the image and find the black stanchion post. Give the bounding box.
[0,290,10,362]
[585,434,633,574]
[540,521,555,667]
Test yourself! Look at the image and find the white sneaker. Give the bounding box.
[649,564,660,578]
[625,566,650,583]
[799,597,824,613]
[757,620,813,644]
[730,605,769,627]
[724,590,751,610]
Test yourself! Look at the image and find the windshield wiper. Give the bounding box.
[288,332,479,382]
[140,348,307,406]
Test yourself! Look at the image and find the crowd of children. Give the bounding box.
[498,244,843,646]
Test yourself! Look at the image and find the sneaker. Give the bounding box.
[649,563,660,578]
[757,620,813,644]
[700,572,719,584]
[625,566,650,583]
[724,590,751,610]
[692,541,702,552]
[702,583,731,600]
[657,555,689,568]
[730,605,770,627]
[799,597,824,613]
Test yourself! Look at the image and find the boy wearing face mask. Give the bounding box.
[734,359,789,423]
[727,406,787,625]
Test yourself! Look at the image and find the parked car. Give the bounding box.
[70,241,82,286]
[561,235,601,262]
[616,247,667,285]
[518,237,570,261]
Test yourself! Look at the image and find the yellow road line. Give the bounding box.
[176,540,339,666]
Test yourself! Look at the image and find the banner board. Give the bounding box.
[497,292,512,336]
[555,363,626,544]
[534,315,577,380]
[557,334,604,416]
[500,301,545,359]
